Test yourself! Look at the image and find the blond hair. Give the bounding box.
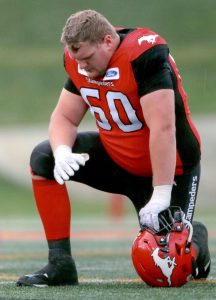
[61,10,116,47]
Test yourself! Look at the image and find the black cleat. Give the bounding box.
[17,252,78,287]
[192,221,211,279]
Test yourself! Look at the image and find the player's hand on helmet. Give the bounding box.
[139,185,172,231]
[54,145,89,185]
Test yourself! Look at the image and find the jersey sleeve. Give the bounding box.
[63,49,81,95]
[131,44,174,97]
[64,77,80,95]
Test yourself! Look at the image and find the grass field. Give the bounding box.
[0,174,216,299]
[0,213,216,300]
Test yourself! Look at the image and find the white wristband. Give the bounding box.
[151,185,172,207]
[54,145,71,158]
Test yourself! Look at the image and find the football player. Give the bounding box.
[17,10,210,287]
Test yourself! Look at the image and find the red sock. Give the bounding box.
[32,178,71,241]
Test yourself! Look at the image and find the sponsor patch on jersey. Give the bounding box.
[138,34,158,45]
[103,67,120,80]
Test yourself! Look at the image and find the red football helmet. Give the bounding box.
[132,207,197,287]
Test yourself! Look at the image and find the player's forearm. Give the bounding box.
[150,126,176,187]
[48,114,78,152]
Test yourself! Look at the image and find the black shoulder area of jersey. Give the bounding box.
[117,28,136,43]
[64,77,80,95]
[131,44,173,96]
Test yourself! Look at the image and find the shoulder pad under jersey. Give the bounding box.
[120,28,167,61]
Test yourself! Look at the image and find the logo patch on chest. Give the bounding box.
[103,67,120,80]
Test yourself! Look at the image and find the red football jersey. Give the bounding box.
[64,28,201,176]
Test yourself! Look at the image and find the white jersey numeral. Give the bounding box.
[80,88,111,130]
[80,88,142,132]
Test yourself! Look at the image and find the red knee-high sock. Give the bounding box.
[32,178,71,241]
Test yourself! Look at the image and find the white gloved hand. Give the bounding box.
[53,145,89,185]
[139,185,172,231]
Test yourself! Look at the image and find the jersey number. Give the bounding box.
[80,88,142,132]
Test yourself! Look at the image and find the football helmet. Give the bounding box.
[132,207,197,287]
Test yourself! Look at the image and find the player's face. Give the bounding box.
[69,37,114,78]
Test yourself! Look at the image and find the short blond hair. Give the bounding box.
[61,10,117,47]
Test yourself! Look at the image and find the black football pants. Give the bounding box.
[30,131,200,223]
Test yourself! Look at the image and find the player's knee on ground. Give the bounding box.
[30,140,54,179]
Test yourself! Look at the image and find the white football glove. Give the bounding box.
[139,185,172,231]
[54,145,89,185]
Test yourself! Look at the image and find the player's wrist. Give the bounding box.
[151,184,172,207]
[54,144,72,158]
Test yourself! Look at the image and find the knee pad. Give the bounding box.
[30,140,54,179]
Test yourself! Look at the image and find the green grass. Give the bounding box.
[0,214,216,300]
[0,174,216,299]
[0,0,216,125]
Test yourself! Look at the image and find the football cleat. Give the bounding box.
[192,221,211,279]
[132,207,197,287]
[16,253,78,287]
